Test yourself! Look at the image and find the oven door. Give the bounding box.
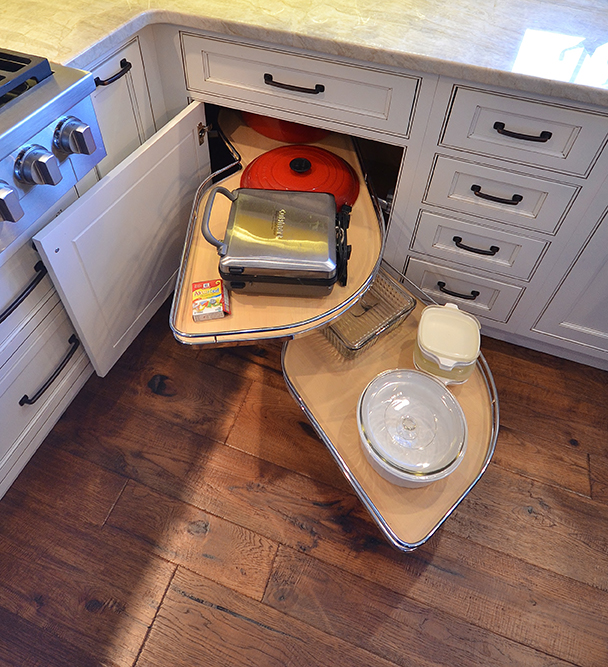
[33,101,210,376]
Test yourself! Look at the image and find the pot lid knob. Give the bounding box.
[289,157,312,174]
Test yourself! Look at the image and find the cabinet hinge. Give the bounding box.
[197,122,212,145]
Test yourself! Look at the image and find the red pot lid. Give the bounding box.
[242,111,330,144]
[240,145,360,209]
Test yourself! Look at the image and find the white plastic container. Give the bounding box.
[413,303,481,385]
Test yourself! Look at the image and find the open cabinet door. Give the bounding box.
[34,101,210,376]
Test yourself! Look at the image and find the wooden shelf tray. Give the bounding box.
[282,297,498,551]
[171,109,384,345]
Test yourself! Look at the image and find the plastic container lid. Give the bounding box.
[417,303,481,371]
[358,369,467,478]
[240,145,360,209]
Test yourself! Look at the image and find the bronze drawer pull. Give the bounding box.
[263,73,325,95]
[493,121,552,143]
[0,260,47,325]
[471,184,523,206]
[94,58,132,87]
[19,334,80,406]
[437,281,480,301]
[453,236,500,256]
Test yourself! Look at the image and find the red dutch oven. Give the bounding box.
[240,144,360,210]
[241,111,330,143]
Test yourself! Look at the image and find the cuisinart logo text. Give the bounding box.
[272,209,287,238]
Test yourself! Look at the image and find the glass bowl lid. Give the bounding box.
[357,369,467,477]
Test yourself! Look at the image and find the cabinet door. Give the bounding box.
[34,102,210,377]
[77,37,156,194]
[533,215,608,352]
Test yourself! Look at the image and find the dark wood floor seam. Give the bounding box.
[133,564,179,667]
[101,476,129,527]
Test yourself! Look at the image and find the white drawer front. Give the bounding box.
[181,33,419,137]
[405,257,523,322]
[412,210,547,280]
[0,243,56,369]
[441,87,608,176]
[0,303,85,465]
[425,156,578,233]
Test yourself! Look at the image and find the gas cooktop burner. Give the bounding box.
[0,49,52,106]
[0,48,104,264]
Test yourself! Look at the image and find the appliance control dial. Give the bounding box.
[0,180,24,222]
[14,145,63,186]
[53,116,97,155]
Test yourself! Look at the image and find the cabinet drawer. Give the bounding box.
[405,257,523,322]
[425,155,578,234]
[411,210,548,280]
[0,243,56,369]
[0,303,85,466]
[441,87,608,177]
[181,33,420,137]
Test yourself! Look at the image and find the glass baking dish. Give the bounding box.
[322,267,416,358]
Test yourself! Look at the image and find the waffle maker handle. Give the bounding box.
[201,186,238,256]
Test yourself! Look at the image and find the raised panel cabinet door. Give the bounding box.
[86,37,157,183]
[533,214,608,351]
[34,102,211,377]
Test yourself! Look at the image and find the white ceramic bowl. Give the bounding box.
[357,369,467,487]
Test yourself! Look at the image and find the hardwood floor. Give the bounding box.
[1,298,607,667]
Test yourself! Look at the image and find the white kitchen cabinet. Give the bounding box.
[404,257,524,322]
[410,210,548,281]
[34,101,211,376]
[75,36,157,194]
[424,155,579,234]
[0,241,55,368]
[180,32,422,141]
[0,196,93,499]
[0,30,175,499]
[440,86,608,177]
[533,210,608,353]
[383,75,608,367]
[0,302,90,498]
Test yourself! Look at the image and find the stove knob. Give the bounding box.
[14,145,63,186]
[53,116,97,155]
[0,181,24,222]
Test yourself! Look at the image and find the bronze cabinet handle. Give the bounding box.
[0,261,47,324]
[19,334,80,406]
[471,184,523,206]
[453,236,500,256]
[493,121,552,143]
[437,281,480,301]
[263,73,325,95]
[94,59,132,87]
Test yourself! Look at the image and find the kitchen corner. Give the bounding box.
[1,2,608,665]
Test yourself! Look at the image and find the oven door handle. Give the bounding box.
[0,260,48,324]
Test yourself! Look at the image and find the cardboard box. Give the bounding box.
[192,279,231,321]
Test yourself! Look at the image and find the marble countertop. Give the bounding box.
[1,0,608,107]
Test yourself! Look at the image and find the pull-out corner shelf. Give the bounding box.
[171,108,498,551]
[281,301,499,551]
[170,109,383,346]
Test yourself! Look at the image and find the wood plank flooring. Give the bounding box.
[1,298,607,667]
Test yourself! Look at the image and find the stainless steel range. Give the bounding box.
[0,48,105,263]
